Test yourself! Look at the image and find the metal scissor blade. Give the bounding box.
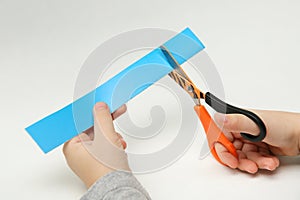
[168,70,199,100]
[160,45,202,104]
[160,45,192,82]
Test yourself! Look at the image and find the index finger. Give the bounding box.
[215,142,238,169]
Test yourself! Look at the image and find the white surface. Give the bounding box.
[1,0,300,199]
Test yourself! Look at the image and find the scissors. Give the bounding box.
[160,46,267,165]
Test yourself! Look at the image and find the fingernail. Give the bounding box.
[121,139,127,149]
[95,102,107,110]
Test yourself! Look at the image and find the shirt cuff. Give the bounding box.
[80,171,151,200]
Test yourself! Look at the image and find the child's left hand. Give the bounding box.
[63,102,128,188]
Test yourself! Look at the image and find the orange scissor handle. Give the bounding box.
[194,105,238,166]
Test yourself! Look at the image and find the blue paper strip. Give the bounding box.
[25,28,205,153]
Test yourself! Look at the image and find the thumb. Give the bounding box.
[214,112,260,136]
[94,102,115,134]
[93,102,125,149]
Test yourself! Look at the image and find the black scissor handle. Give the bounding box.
[205,92,266,142]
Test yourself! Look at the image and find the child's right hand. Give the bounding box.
[214,110,300,174]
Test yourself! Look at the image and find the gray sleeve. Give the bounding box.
[80,171,151,200]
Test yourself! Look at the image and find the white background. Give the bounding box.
[1,0,300,199]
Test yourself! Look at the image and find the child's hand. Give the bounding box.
[63,102,129,188]
[214,110,300,174]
